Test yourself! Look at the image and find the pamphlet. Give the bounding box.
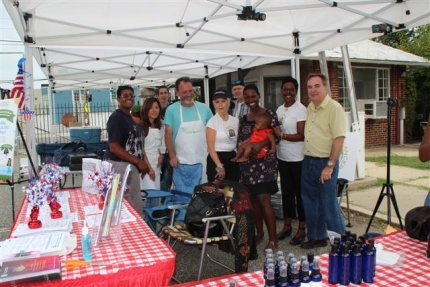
[11,219,72,238]
[0,255,61,285]
[0,233,68,265]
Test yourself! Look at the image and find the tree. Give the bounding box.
[375,24,430,140]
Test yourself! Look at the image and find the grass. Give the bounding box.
[365,155,430,170]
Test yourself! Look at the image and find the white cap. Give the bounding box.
[82,220,89,235]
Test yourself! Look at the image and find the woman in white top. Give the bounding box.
[139,98,166,190]
[206,90,240,182]
[276,76,308,246]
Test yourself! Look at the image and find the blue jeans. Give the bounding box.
[301,156,346,240]
[424,191,430,207]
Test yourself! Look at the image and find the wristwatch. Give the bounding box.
[327,161,335,167]
[215,164,224,172]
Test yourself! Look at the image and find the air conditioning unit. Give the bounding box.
[362,101,387,119]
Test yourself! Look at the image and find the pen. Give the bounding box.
[65,259,109,269]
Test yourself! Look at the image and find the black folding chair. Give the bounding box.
[337,178,353,227]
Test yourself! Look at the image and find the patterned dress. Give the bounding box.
[238,109,280,187]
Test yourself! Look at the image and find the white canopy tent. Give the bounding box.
[4,0,430,56]
[31,46,286,91]
[3,0,430,176]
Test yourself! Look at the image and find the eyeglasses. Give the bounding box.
[282,88,296,93]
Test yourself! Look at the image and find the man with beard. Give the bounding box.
[164,77,213,186]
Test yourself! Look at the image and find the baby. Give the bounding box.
[231,113,276,162]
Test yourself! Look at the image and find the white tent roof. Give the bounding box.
[4,0,430,90]
[32,46,286,90]
[5,0,429,54]
[303,39,430,65]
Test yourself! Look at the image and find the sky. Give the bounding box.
[1,3,47,90]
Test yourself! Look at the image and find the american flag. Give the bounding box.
[21,107,34,120]
[10,69,25,110]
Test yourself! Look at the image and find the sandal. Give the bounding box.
[265,240,278,251]
[276,224,292,240]
[255,232,264,245]
[290,227,306,246]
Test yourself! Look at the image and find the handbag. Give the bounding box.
[405,206,430,241]
[54,140,103,167]
[54,139,85,166]
[185,182,227,238]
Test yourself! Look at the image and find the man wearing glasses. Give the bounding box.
[164,77,213,187]
[231,80,249,119]
[105,85,149,215]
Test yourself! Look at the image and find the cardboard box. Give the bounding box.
[69,127,101,143]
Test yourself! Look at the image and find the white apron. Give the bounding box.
[175,104,208,183]
[140,128,163,190]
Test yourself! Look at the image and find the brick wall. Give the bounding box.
[298,61,406,148]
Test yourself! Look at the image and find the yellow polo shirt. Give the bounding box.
[303,95,346,158]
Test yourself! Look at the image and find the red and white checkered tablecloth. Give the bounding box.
[177,231,429,287]
[9,188,176,286]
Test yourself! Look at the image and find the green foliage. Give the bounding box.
[193,87,202,102]
[375,24,430,59]
[375,24,430,137]
[366,155,430,170]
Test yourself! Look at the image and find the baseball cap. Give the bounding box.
[212,90,229,100]
[131,105,141,117]
[231,80,244,87]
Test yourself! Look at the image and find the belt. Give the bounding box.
[304,155,329,160]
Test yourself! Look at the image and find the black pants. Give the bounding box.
[206,151,240,182]
[278,159,305,221]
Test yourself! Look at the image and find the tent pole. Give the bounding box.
[204,65,210,105]
[318,51,331,96]
[341,45,365,179]
[24,45,38,178]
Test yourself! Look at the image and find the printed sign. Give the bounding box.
[0,99,18,182]
[339,132,360,181]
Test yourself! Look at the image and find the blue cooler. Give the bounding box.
[69,127,101,143]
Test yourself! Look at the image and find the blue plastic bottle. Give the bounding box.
[289,263,301,287]
[278,265,288,287]
[307,253,314,272]
[300,260,311,286]
[81,220,92,261]
[328,244,339,284]
[265,267,277,287]
[339,243,350,286]
[362,241,375,283]
[369,239,377,278]
[350,244,363,285]
[310,257,322,287]
[288,257,297,278]
[264,258,274,279]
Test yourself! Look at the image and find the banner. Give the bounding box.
[338,132,360,181]
[0,99,18,182]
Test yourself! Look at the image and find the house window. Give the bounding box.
[378,69,389,101]
[264,77,284,110]
[74,92,81,103]
[338,70,351,112]
[338,67,390,107]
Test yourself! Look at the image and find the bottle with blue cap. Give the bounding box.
[81,220,92,261]
[309,257,322,287]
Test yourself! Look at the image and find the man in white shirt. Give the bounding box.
[231,80,250,119]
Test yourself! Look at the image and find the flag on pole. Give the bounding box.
[10,67,25,110]
[21,107,35,120]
